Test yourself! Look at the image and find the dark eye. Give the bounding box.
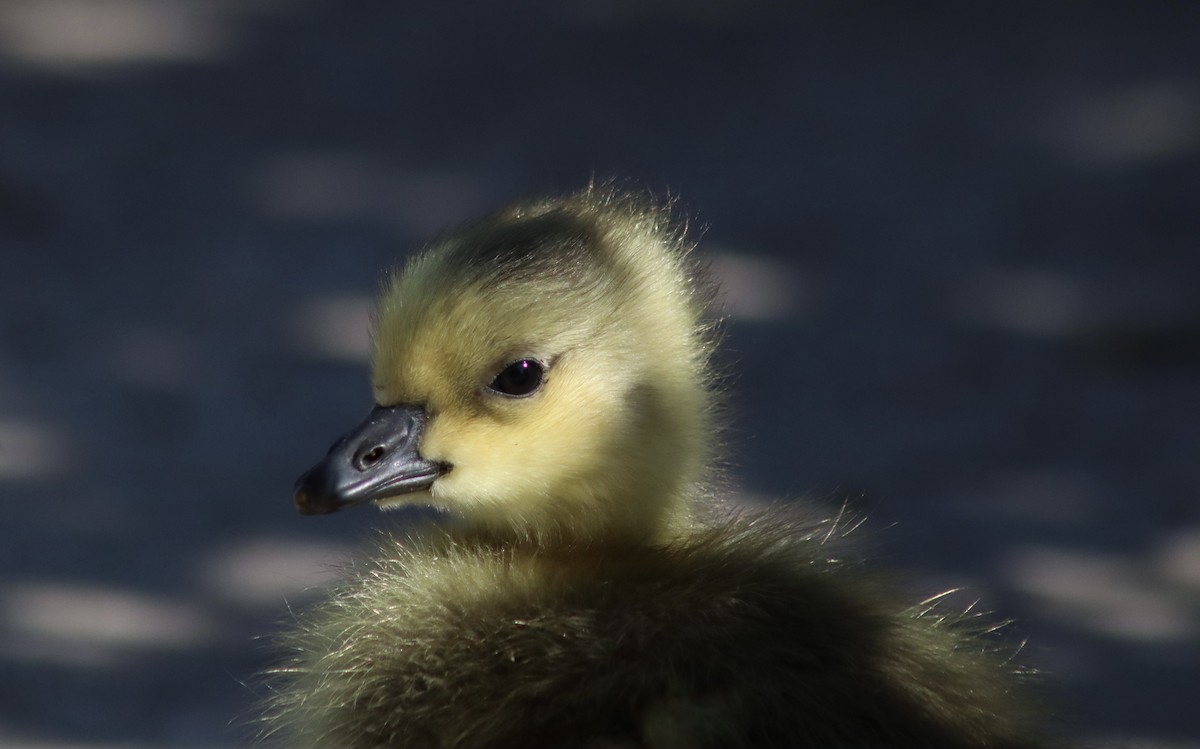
[487,359,544,397]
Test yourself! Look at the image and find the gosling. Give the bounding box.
[264,187,1059,749]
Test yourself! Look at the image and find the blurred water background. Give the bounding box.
[0,2,1197,747]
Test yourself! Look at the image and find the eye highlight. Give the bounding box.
[487,359,545,397]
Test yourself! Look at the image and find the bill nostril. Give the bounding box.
[358,445,386,470]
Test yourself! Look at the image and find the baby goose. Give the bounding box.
[266,188,1056,748]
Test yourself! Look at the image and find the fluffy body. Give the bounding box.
[263,187,1058,748]
[268,515,1047,749]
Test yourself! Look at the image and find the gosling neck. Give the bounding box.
[448,484,696,553]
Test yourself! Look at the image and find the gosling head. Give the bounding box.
[294,189,718,546]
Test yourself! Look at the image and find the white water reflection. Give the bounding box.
[1003,544,1199,643]
[0,582,216,667]
[0,420,71,480]
[286,295,374,361]
[0,0,248,71]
